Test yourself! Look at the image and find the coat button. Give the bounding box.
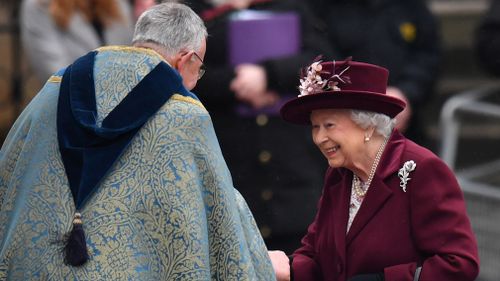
[256,114,269,126]
[258,150,272,164]
[261,189,273,201]
[260,225,272,238]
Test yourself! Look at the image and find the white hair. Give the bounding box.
[132,2,208,57]
[350,110,396,138]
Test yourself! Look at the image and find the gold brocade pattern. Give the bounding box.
[47,76,62,83]
[0,48,274,280]
[93,46,164,125]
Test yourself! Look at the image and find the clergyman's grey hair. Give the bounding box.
[350,110,396,138]
[132,2,208,57]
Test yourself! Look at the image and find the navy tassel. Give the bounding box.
[64,212,89,266]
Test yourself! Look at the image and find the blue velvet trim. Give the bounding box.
[57,50,191,209]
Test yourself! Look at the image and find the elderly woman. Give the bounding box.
[273,59,479,281]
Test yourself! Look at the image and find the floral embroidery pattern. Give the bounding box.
[0,49,274,280]
[398,160,416,192]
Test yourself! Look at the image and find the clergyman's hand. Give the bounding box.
[268,250,290,281]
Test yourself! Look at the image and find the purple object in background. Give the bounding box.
[228,10,300,66]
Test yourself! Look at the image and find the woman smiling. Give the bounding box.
[271,58,479,281]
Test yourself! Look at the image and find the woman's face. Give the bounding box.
[310,109,366,170]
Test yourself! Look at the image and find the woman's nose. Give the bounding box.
[313,127,327,145]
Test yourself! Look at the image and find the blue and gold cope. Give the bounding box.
[0,46,275,280]
[58,50,194,266]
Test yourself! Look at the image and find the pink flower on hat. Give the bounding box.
[298,58,352,97]
[299,61,328,97]
[281,58,407,125]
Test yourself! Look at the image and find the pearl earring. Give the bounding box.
[364,136,370,142]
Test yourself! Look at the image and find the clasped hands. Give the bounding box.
[230,64,280,109]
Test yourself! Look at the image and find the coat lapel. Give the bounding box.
[346,177,392,245]
[346,131,406,245]
[331,173,351,262]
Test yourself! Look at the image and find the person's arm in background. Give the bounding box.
[257,0,335,95]
[475,0,500,76]
[229,0,336,108]
[185,0,245,108]
[20,0,73,81]
[194,62,240,108]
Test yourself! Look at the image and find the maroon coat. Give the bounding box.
[292,131,479,281]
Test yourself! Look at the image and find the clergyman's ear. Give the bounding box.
[174,51,192,71]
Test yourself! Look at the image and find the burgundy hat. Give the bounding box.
[280,58,406,125]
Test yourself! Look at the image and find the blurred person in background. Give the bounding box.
[271,58,479,281]
[308,0,441,145]
[132,0,157,19]
[0,3,278,279]
[20,0,135,82]
[184,0,335,254]
[475,0,500,76]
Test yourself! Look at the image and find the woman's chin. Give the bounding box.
[327,159,342,168]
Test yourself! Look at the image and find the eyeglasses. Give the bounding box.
[192,52,206,80]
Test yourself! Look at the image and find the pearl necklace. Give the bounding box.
[352,137,389,198]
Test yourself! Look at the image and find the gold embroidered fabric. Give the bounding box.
[0,47,275,280]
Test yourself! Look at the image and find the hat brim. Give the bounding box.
[280,90,406,125]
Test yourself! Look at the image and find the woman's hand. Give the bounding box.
[268,250,290,281]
